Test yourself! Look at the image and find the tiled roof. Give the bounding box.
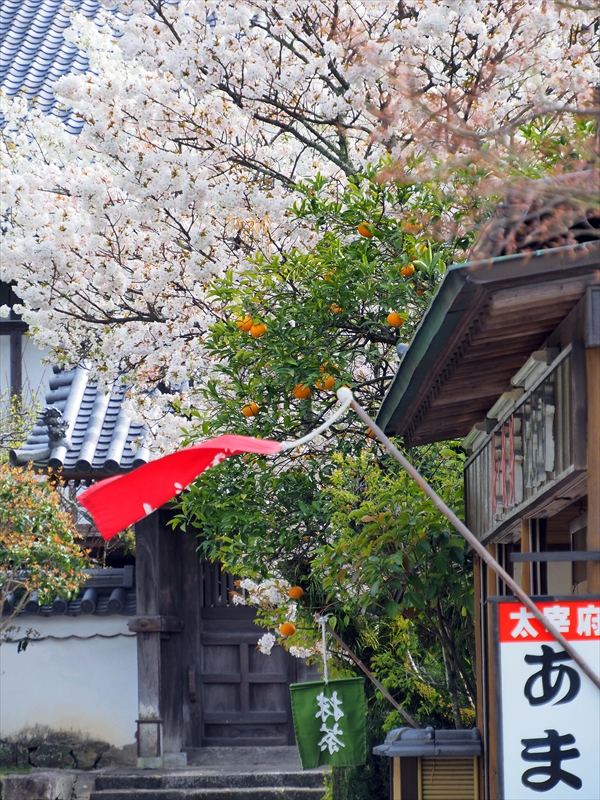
[0,0,126,135]
[3,566,136,617]
[10,365,150,475]
[20,588,137,617]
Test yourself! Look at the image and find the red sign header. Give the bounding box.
[498,600,600,643]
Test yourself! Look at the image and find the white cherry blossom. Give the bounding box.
[1,1,596,448]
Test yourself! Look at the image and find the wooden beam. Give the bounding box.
[488,278,591,313]
[158,514,184,756]
[511,551,600,562]
[128,616,184,632]
[473,556,484,733]
[476,313,570,338]
[486,546,499,800]
[10,330,21,401]
[181,529,202,748]
[586,347,600,594]
[135,512,162,759]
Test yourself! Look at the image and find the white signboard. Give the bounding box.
[496,599,600,800]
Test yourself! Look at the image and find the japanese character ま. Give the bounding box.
[521,729,582,792]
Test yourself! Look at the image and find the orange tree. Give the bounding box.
[175,169,477,730]
[177,121,593,737]
[0,463,88,637]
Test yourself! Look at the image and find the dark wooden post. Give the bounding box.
[133,512,163,767]
[158,514,184,759]
[10,328,22,401]
[586,346,600,594]
[585,286,600,594]
[180,530,203,751]
[131,510,188,768]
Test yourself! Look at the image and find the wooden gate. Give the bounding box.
[132,516,318,757]
[195,561,317,747]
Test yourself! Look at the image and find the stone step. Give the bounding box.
[95,772,325,791]
[90,789,325,800]
[186,747,303,770]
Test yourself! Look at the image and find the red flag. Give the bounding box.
[78,435,282,540]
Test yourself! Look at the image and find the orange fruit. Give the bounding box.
[417,289,423,296]
[323,272,333,281]
[292,383,311,400]
[236,315,253,332]
[316,375,335,391]
[250,322,267,338]
[403,222,421,234]
[387,312,403,327]
[288,586,304,599]
[366,428,376,439]
[279,622,296,636]
[330,303,343,314]
[357,222,373,238]
[242,402,259,417]
[320,362,338,373]
[400,264,415,277]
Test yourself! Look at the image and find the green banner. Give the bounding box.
[290,677,366,769]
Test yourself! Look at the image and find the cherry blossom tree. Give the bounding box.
[1,0,597,446]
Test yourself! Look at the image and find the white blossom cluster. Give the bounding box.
[1,1,596,448]
[234,576,293,609]
[257,632,277,654]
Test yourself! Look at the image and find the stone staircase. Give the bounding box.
[89,748,326,800]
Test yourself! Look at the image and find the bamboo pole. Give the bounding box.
[324,622,419,729]
[347,395,600,691]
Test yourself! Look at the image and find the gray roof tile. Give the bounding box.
[1,0,128,133]
[10,366,150,475]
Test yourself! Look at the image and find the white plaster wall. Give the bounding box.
[0,336,50,416]
[0,336,10,401]
[0,616,137,746]
[21,339,51,410]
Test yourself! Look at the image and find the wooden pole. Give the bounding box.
[586,347,600,594]
[350,399,600,691]
[324,622,419,729]
[520,518,531,596]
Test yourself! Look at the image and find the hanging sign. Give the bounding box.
[290,677,366,769]
[495,598,600,800]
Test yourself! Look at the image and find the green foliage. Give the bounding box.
[176,170,476,733]
[196,171,468,431]
[310,445,475,725]
[516,116,598,176]
[177,173,469,574]
[0,392,39,455]
[330,703,390,800]
[0,463,88,635]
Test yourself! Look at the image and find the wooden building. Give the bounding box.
[376,203,599,799]
[11,365,316,768]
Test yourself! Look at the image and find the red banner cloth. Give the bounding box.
[78,435,282,540]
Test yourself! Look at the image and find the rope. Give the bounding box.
[280,388,353,450]
[316,615,329,684]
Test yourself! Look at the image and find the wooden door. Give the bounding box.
[196,562,317,747]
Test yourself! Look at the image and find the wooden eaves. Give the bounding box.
[376,240,600,445]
